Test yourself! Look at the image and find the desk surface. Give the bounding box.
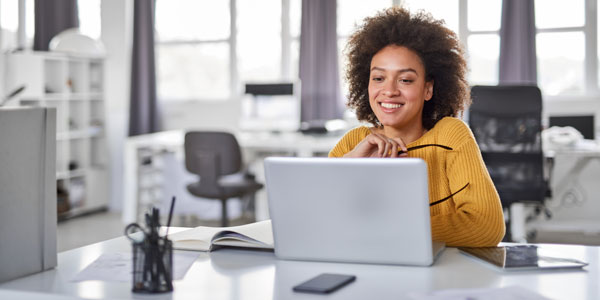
[1,228,599,300]
[125,129,343,156]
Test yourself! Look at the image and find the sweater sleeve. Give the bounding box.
[430,124,505,247]
[328,127,369,157]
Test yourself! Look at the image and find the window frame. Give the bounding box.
[154,0,236,101]
[155,0,297,102]
[153,0,600,102]
[535,0,598,98]
[458,0,501,86]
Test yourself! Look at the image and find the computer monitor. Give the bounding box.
[549,115,595,140]
[240,82,300,132]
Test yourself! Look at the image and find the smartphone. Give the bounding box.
[292,273,356,294]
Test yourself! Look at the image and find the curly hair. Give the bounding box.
[345,6,470,130]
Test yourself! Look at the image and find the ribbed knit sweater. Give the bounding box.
[329,117,505,247]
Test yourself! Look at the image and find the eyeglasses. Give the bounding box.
[397,143,469,207]
[398,143,453,155]
[430,182,469,207]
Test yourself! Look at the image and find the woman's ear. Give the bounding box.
[425,80,434,101]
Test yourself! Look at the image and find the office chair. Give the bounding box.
[469,85,549,242]
[184,131,263,227]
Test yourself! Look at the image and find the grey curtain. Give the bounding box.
[129,0,160,136]
[33,0,79,51]
[499,0,537,84]
[299,0,342,122]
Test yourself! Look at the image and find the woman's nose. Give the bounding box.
[382,81,399,97]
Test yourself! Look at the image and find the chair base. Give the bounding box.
[220,198,228,227]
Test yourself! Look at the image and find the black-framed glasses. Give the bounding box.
[397,143,468,207]
[430,183,469,207]
[398,143,453,155]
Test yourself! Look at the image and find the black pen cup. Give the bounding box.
[131,237,173,293]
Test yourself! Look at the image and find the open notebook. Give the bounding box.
[169,220,273,252]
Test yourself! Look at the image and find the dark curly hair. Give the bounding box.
[345,6,470,130]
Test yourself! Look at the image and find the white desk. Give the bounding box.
[0,229,598,300]
[546,148,600,208]
[123,130,343,224]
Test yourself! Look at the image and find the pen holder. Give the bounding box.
[131,236,173,293]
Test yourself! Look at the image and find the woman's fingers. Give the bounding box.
[372,133,408,157]
[371,133,397,157]
[349,130,410,158]
[391,137,408,155]
[388,138,399,157]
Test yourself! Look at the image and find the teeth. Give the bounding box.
[381,102,403,109]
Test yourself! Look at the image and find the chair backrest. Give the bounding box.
[184,131,242,179]
[469,85,545,207]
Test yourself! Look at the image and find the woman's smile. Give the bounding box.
[379,101,405,113]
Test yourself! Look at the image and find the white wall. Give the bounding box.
[160,99,242,132]
[101,0,132,211]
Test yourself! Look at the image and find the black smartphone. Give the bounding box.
[292,273,356,294]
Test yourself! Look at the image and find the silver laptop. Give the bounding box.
[264,157,445,266]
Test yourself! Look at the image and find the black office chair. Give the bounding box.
[469,85,550,241]
[184,131,263,227]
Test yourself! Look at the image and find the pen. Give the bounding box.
[165,196,176,237]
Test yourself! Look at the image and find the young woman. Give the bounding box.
[329,7,505,247]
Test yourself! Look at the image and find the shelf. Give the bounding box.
[43,94,69,101]
[68,93,90,100]
[57,127,104,140]
[6,51,108,219]
[57,169,86,180]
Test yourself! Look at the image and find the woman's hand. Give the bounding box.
[343,129,408,158]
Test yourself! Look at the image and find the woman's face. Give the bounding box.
[368,45,433,131]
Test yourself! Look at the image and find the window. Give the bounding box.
[403,0,459,33]
[336,0,500,89]
[238,0,282,83]
[337,0,391,95]
[464,0,501,85]
[155,0,300,101]
[1,0,99,51]
[0,0,34,50]
[152,0,600,102]
[78,0,102,39]
[288,0,301,80]
[155,0,231,100]
[535,0,587,96]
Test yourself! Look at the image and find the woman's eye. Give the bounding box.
[372,77,383,82]
[400,79,413,83]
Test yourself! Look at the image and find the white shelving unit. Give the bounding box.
[5,51,109,218]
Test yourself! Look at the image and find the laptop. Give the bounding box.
[264,157,445,266]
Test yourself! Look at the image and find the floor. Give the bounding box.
[57,211,124,252]
[57,211,255,252]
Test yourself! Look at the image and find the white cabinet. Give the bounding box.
[5,51,109,218]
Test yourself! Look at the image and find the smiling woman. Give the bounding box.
[329,7,505,248]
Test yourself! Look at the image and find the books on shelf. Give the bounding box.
[169,220,273,252]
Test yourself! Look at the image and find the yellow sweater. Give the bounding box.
[329,117,505,247]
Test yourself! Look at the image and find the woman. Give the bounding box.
[329,7,505,247]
